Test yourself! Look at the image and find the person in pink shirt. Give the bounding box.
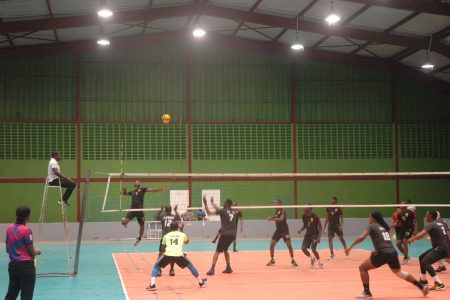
[5,206,42,300]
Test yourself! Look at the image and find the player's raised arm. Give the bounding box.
[147,185,169,193]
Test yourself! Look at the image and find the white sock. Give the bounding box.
[420,274,427,281]
[151,277,156,285]
[432,276,442,284]
[196,276,203,283]
[310,256,315,261]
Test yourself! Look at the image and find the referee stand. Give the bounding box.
[37,176,73,275]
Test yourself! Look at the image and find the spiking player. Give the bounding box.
[146,222,207,291]
[395,201,417,264]
[266,199,298,267]
[346,211,428,299]
[203,197,241,275]
[121,180,167,246]
[156,205,181,276]
[409,210,449,291]
[323,197,348,259]
[298,206,323,269]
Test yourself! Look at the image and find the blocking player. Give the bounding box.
[212,202,243,252]
[203,197,241,275]
[266,199,298,267]
[155,205,181,276]
[121,180,167,246]
[395,202,417,264]
[298,206,323,269]
[323,197,348,259]
[146,222,207,291]
[409,210,450,291]
[346,211,428,299]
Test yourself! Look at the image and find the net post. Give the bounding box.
[73,169,90,276]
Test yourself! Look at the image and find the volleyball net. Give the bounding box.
[85,171,450,223]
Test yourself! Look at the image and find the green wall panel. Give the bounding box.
[191,181,295,220]
[298,180,396,218]
[0,55,76,121]
[397,79,450,122]
[297,124,395,172]
[0,183,77,223]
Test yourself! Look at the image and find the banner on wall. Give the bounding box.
[202,189,221,221]
[170,190,189,215]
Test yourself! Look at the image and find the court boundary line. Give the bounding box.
[112,253,130,300]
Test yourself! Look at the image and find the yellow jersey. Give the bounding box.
[162,230,188,257]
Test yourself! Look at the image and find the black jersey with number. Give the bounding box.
[127,188,148,208]
[398,209,415,229]
[217,208,240,236]
[326,207,342,227]
[425,220,449,249]
[367,223,395,252]
[302,213,320,237]
[274,208,289,233]
[158,213,181,235]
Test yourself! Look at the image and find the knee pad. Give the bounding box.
[395,270,409,280]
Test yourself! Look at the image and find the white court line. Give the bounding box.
[112,253,130,300]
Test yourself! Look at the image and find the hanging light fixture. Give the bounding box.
[291,15,304,51]
[193,28,206,39]
[325,1,341,26]
[97,8,113,18]
[421,36,434,70]
[97,38,110,46]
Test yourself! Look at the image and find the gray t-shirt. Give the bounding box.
[367,223,395,252]
[425,220,449,249]
[217,208,240,236]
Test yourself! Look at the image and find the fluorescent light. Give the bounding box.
[291,42,304,51]
[97,38,110,46]
[325,13,340,25]
[421,63,434,70]
[192,28,206,38]
[97,9,113,18]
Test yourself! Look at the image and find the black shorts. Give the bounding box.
[420,247,448,263]
[125,211,144,224]
[156,255,190,269]
[370,250,400,269]
[302,235,319,249]
[272,230,291,242]
[216,234,235,253]
[328,225,343,238]
[397,227,414,241]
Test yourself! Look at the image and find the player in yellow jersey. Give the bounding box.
[146,222,208,291]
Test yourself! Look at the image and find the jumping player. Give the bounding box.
[156,205,181,276]
[323,197,348,259]
[409,210,449,291]
[298,206,323,269]
[203,197,241,275]
[346,211,429,299]
[121,180,167,246]
[266,199,298,267]
[146,222,207,291]
[395,202,417,264]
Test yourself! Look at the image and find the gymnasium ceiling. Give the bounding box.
[0,0,449,84]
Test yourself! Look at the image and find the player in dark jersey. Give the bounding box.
[435,211,450,272]
[266,199,297,267]
[298,206,323,269]
[395,202,417,264]
[203,197,241,275]
[323,197,348,260]
[409,210,450,291]
[120,180,167,246]
[346,211,428,299]
[391,207,401,241]
[211,201,243,252]
[155,204,181,277]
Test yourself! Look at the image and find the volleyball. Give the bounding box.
[162,114,171,124]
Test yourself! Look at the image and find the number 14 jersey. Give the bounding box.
[162,230,188,257]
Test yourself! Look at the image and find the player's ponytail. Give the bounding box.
[370,211,390,231]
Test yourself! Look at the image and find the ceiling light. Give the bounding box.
[97,38,110,46]
[325,1,340,26]
[193,28,206,39]
[97,9,113,18]
[421,36,434,70]
[291,15,304,51]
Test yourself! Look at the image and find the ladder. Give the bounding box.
[38,177,73,274]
